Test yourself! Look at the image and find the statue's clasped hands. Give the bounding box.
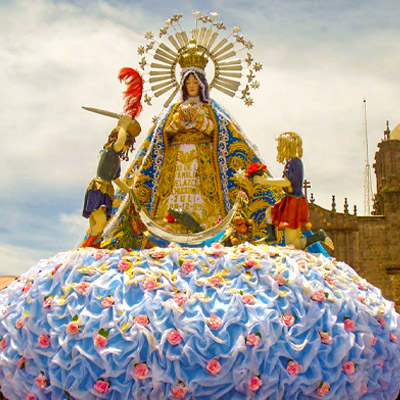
[179,103,199,122]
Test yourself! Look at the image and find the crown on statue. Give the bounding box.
[178,40,209,70]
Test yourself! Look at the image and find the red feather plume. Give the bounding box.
[118,67,143,119]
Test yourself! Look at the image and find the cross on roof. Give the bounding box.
[303,179,311,201]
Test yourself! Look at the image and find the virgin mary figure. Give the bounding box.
[102,42,280,249]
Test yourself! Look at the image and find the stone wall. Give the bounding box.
[308,203,399,311]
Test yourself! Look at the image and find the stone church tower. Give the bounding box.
[308,122,400,310]
[373,123,400,216]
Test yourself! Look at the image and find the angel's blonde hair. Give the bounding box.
[276,131,303,163]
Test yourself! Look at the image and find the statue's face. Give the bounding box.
[185,74,200,97]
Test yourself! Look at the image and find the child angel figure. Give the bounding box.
[81,115,141,248]
[254,131,334,251]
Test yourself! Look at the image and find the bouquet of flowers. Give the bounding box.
[246,162,267,178]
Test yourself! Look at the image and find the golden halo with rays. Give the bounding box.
[137,11,262,108]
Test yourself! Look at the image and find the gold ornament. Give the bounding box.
[178,40,209,70]
[137,11,261,107]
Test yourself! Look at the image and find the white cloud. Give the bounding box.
[59,212,88,236]
[0,243,53,276]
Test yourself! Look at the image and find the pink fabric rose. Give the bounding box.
[76,281,90,296]
[95,250,107,260]
[319,331,332,344]
[241,294,256,305]
[275,276,286,286]
[101,296,115,308]
[325,276,336,286]
[118,260,130,272]
[22,282,33,294]
[390,333,398,343]
[287,360,302,375]
[134,362,149,379]
[181,260,195,274]
[43,297,53,309]
[38,334,50,348]
[206,359,222,375]
[317,382,330,396]
[343,361,355,375]
[311,292,326,302]
[377,359,384,368]
[66,321,79,335]
[0,338,6,350]
[378,316,386,327]
[238,245,248,253]
[94,380,109,394]
[35,373,47,389]
[356,281,365,290]
[282,312,295,327]
[150,250,165,259]
[171,383,188,399]
[244,259,256,268]
[94,334,108,348]
[173,293,187,306]
[248,376,262,391]
[344,318,355,332]
[15,318,24,330]
[18,356,26,369]
[211,242,225,256]
[25,394,36,400]
[134,315,149,326]
[167,329,182,345]
[210,276,223,286]
[51,263,62,276]
[297,261,306,270]
[207,315,222,330]
[143,277,158,290]
[371,336,377,346]
[246,333,260,346]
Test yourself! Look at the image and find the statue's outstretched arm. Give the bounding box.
[254,175,291,188]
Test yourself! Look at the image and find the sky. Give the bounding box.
[1,0,400,275]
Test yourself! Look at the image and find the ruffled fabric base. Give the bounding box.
[0,244,399,400]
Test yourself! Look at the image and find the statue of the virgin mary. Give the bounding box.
[102,30,280,249]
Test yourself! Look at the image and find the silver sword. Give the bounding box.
[82,106,122,119]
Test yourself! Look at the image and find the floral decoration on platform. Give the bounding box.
[0,245,398,399]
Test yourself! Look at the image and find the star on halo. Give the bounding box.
[209,12,219,21]
[144,31,153,40]
[244,97,254,107]
[172,14,183,22]
[253,62,263,72]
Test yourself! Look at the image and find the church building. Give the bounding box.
[309,123,400,311]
